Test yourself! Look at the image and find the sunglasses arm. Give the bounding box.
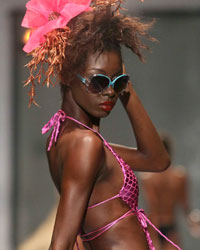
[77,74,88,86]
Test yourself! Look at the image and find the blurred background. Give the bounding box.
[0,0,200,249]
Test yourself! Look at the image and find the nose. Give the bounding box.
[102,85,116,98]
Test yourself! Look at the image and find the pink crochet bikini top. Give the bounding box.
[42,110,182,250]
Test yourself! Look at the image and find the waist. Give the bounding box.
[84,200,136,229]
[81,208,145,241]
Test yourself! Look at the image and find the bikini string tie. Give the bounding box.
[42,109,66,151]
[136,208,182,250]
[136,209,155,250]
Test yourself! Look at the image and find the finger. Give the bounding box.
[122,63,126,74]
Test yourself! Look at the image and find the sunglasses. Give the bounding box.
[77,73,129,94]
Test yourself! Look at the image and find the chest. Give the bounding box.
[90,146,139,209]
[90,146,124,200]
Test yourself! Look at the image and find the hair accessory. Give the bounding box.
[22,0,144,106]
[22,0,92,106]
[22,0,92,53]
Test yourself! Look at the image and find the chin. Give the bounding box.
[85,106,113,119]
[94,110,111,118]
[101,112,111,118]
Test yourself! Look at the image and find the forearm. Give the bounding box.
[120,83,170,171]
[49,221,77,250]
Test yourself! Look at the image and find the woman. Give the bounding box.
[22,0,181,249]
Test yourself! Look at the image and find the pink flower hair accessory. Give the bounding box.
[21,0,144,106]
[21,0,92,106]
[22,0,92,53]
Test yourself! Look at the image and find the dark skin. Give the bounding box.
[47,50,170,250]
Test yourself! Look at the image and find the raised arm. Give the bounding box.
[111,82,170,172]
[49,131,104,250]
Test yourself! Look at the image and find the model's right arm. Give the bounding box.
[49,131,104,250]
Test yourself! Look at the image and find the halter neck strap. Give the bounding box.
[42,110,110,151]
[42,110,66,151]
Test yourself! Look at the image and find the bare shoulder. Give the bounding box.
[59,128,103,150]
[57,129,105,178]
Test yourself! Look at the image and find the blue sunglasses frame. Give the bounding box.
[77,73,129,93]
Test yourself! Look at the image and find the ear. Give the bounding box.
[60,82,70,96]
[60,74,71,87]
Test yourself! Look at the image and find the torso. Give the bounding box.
[43,111,181,250]
[47,120,149,250]
[82,145,147,250]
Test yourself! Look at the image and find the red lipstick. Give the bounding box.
[99,101,114,112]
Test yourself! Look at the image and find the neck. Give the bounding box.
[61,88,100,130]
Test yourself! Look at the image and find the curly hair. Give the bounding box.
[60,1,155,88]
[24,0,155,105]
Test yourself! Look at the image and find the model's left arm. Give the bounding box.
[111,82,170,172]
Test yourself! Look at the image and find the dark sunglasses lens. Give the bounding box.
[114,75,129,93]
[88,76,109,93]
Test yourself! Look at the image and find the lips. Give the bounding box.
[99,101,114,111]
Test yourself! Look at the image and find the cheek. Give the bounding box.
[70,84,119,118]
[71,80,85,100]
[71,85,96,108]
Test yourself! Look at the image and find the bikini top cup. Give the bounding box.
[87,142,139,211]
[42,110,182,250]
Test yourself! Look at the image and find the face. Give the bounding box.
[70,50,123,118]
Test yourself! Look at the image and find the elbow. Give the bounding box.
[155,152,171,172]
[149,152,171,172]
